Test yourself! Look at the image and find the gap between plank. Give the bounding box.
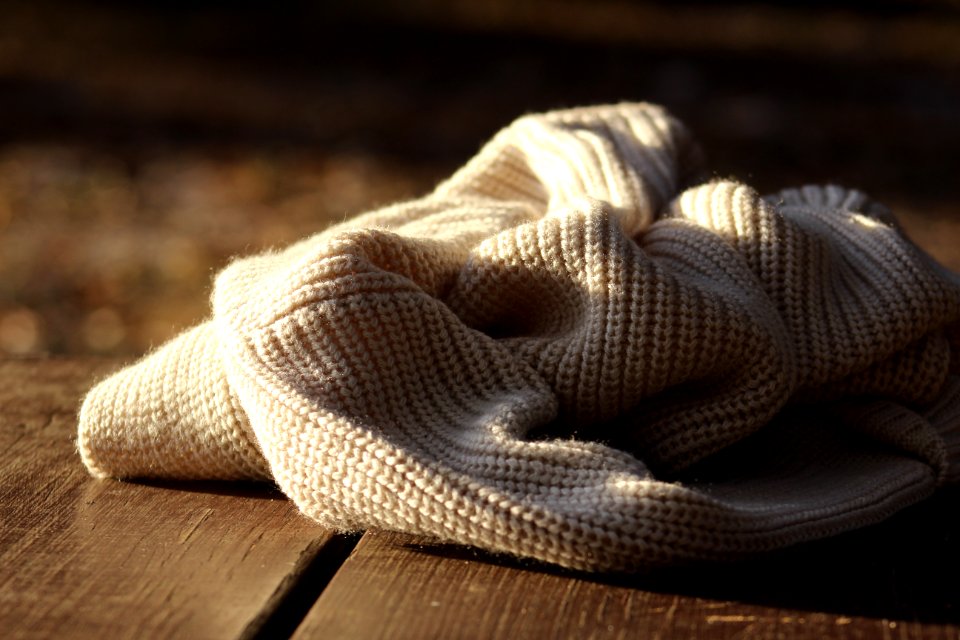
[239,531,362,640]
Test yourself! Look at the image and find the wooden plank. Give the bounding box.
[0,357,352,640]
[295,488,960,640]
[896,208,960,274]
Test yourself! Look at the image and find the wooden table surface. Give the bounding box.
[2,349,960,639]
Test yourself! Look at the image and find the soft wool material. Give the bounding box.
[79,103,960,571]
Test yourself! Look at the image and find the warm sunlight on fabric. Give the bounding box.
[850,212,884,229]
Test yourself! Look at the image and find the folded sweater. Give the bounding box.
[79,103,960,571]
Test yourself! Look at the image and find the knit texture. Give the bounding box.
[78,103,960,571]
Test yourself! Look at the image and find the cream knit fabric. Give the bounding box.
[79,103,960,571]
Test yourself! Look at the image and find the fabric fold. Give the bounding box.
[78,102,960,571]
[79,322,269,481]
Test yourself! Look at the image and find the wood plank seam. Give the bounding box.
[0,358,358,640]
[240,532,362,640]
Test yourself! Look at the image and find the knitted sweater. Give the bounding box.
[79,103,960,571]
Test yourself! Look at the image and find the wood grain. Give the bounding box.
[295,520,960,640]
[0,357,347,640]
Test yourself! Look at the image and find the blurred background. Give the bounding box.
[1,0,959,356]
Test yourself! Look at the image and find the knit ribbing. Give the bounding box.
[78,103,960,571]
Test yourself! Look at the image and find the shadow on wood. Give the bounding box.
[393,485,960,625]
